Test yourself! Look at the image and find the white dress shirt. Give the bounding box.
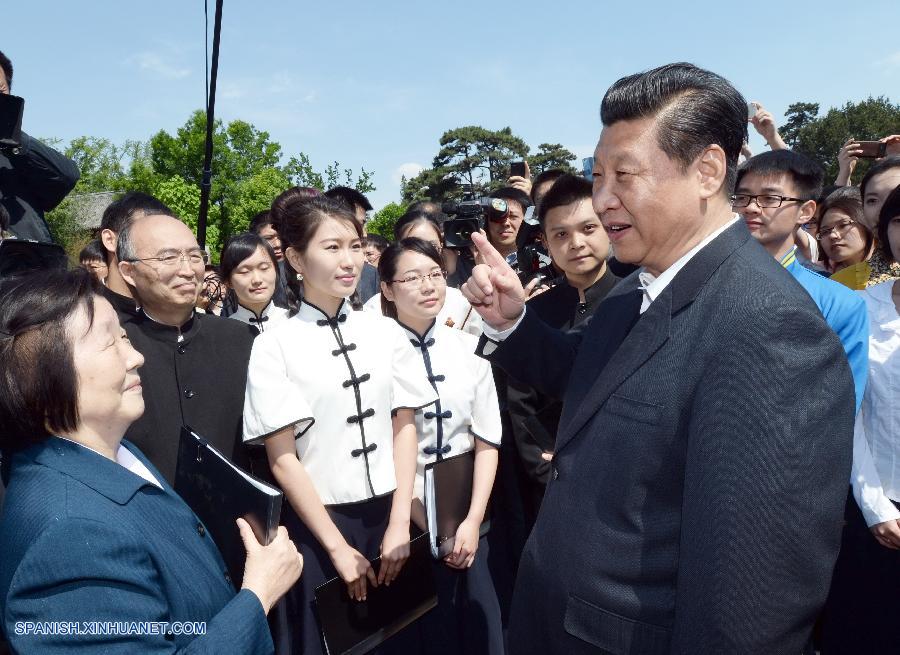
[243,299,437,505]
[484,217,740,340]
[851,280,900,526]
[227,301,290,334]
[363,286,483,337]
[399,321,502,500]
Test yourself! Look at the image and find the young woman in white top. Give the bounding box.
[379,237,504,655]
[242,197,436,655]
[220,232,291,334]
[363,210,483,337]
[824,183,900,652]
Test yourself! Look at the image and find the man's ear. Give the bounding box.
[100,229,117,258]
[796,200,817,226]
[119,260,138,288]
[696,145,728,200]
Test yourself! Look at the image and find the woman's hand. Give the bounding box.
[330,542,377,601]
[378,521,411,586]
[870,518,900,550]
[444,517,480,569]
[238,520,303,615]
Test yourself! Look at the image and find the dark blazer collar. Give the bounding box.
[28,437,166,505]
[555,221,751,451]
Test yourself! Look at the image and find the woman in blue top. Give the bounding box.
[0,268,301,654]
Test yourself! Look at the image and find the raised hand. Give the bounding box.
[836,138,862,186]
[460,231,526,331]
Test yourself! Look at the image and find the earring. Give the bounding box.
[297,273,304,281]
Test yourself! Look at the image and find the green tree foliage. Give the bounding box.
[402,126,576,203]
[366,202,406,239]
[528,143,578,176]
[41,111,376,257]
[786,97,900,183]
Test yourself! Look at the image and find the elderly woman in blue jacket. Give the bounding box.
[0,269,301,654]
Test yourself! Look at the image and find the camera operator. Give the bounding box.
[486,186,531,271]
[0,51,80,243]
[506,174,620,531]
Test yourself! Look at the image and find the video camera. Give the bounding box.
[515,206,556,286]
[442,187,509,249]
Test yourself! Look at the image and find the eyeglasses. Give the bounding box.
[391,270,447,288]
[127,249,209,268]
[731,194,809,209]
[816,219,858,241]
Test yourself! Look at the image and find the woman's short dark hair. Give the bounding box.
[377,238,443,319]
[600,62,748,195]
[818,187,873,268]
[394,209,443,242]
[877,183,900,263]
[79,238,106,264]
[0,268,99,453]
[364,234,390,253]
[220,232,296,314]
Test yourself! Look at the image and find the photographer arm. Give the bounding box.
[7,132,79,212]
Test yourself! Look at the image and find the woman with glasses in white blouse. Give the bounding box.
[823,184,900,653]
[378,237,504,655]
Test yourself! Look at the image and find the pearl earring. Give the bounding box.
[297,273,304,281]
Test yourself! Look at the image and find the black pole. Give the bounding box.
[197,0,223,250]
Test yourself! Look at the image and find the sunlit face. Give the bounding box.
[69,297,145,436]
[819,208,869,267]
[863,169,900,230]
[119,215,206,314]
[0,67,8,95]
[543,198,609,278]
[486,201,524,252]
[228,245,277,311]
[257,223,283,261]
[885,210,900,264]
[735,172,815,255]
[381,250,447,325]
[592,116,723,276]
[364,245,382,266]
[402,221,443,253]
[82,258,109,282]
[285,217,364,306]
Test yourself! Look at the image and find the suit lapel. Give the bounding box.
[556,291,671,451]
[554,221,753,453]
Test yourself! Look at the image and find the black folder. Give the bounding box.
[174,426,283,586]
[314,533,437,655]
[424,450,489,559]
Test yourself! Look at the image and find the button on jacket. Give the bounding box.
[0,438,272,654]
[243,299,436,505]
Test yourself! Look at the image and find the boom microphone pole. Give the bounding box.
[197,0,223,250]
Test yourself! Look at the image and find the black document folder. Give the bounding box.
[424,450,490,559]
[174,426,283,586]
[314,533,437,655]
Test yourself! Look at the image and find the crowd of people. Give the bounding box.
[0,48,900,655]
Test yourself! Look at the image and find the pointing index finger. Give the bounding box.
[471,231,510,270]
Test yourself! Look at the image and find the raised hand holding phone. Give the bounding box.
[460,231,526,331]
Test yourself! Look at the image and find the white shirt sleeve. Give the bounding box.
[851,409,900,527]
[480,307,526,342]
[242,333,315,443]
[469,356,502,447]
[389,323,438,412]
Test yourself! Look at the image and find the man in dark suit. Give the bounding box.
[461,63,855,654]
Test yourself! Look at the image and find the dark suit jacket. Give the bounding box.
[486,222,855,654]
[0,438,273,654]
[0,133,80,242]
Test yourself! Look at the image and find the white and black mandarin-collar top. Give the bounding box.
[227,301,290,334]
[400,321,502,500]
[243,299,437,505]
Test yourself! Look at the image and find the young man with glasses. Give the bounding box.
[735,150,868,409]
[116,211,257,483]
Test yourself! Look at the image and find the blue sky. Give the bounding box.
[5,1,899,211]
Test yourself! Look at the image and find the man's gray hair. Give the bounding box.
[115,217,140,264]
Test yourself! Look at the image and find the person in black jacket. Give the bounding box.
[506,175,619,532]
[0,51,79,242]
[462,63,854,654]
